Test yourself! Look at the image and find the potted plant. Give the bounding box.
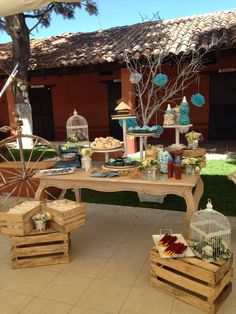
[182,157,201,174]
[139,159,159,179]
[32,210,52,231]
[80,147,92,171]
[185,131,203,149]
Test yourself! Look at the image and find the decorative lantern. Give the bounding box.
[190,199,231,262]
[66,109,89,144]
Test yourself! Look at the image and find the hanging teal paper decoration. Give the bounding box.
[153,73,168,87]
[129,72,142,84]
[119,118,137,128]
[151,125,164,138]
[191,93,205,107]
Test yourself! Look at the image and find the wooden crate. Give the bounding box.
[150,247,233,314]
[42,200,86,233]
[10,229,70,269]
[0,201,41,236]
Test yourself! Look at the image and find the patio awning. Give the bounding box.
[0,0,81,17]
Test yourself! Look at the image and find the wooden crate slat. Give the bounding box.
[212,269,233,301]
[51,218,85,233]
[151,278,232,314]
[11,243,69,257]
[10,230,70,269]
[9,231,68,246]
[175,256,219,272]
[0,203,40,236]
[42,202,85,220]
[11,255,69,269]
[1,222,33,236]
[151,263,215,299]
[213,283,232,314]
[214,255,233,283]
[151,277,212,313]
[52,212,85,225]
[150,248,233,314]
[151,250,215,285]
[42,201,86,233]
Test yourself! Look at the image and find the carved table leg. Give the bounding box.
[183,188,197,240]
[194,175,204,209]
[35,183,45,200]
[73,188,81,202]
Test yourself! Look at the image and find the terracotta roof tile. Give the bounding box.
[1,9,236,72]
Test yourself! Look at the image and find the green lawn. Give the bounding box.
[81,158,236,216]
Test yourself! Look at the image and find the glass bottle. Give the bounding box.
[167,155,174,178]
[174,156,182,180]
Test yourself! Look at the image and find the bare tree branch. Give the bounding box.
[121,15,216,126]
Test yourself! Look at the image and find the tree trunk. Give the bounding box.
[5,14,33,139]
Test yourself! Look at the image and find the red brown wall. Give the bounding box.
[29,69,120,141]
[146,54,236,143]
[1,52,236,144]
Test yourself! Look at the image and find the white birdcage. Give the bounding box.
[66,109,89,144]
[190,199,231,262]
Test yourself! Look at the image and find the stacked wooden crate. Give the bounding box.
[0,199,86,269]
[0,201,41,236]
[42,199,86,233]
[150,247,233,314]
[10,229,70,269]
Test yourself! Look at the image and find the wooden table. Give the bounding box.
[34,170,203,239]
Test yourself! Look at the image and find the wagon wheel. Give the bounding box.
[0,133,60,210]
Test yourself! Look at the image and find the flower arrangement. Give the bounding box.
[182,157,201,170]
[191,237,231,261]
[185,130,202,142]
[80,147,92,157]
[139,159,159,171]
[32,211,51,222]
[67,130,88,142]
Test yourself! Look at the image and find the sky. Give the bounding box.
[1,0,236,43]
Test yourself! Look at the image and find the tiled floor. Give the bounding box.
[0,203,235,314]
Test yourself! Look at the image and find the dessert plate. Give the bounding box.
[152,233,194,258]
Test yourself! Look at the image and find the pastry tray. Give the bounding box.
[102,164,139,171]
[152,233,194,258]
[91,146,123,152]
[37,167,76,176]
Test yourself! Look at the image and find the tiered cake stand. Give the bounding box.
[126,132,158,161]
[163,124,193,148]
[91,146,124,162]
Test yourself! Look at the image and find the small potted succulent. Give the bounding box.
[32,210,52,231]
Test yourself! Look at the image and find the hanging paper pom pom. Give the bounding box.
[129,72,142,84]
[191,93,205,107]
[153,73,168,87]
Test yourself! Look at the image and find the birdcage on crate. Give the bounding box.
[190,199,231,262]
[66,109,89,145]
